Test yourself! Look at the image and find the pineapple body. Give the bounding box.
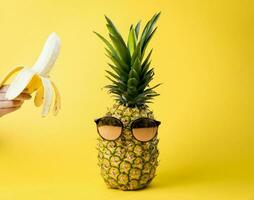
[97,103,159,190]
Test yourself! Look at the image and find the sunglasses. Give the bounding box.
[94,116,161,142]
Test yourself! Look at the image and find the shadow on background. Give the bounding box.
[0,137,5,152]
[150,167,211,190]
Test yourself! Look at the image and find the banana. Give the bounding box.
[0,32,61,117]
[0,66,24,86]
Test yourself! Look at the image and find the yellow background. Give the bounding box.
[0,0,253,199]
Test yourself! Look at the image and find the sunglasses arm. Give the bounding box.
[155,120,161,126]
[94,118,101,124]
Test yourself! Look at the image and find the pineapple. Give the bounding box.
[95,13,161,190]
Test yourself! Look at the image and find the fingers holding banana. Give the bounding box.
[0,107,21,117]
[0,85,31,117]
[0,100,24,108]
[0,85,31,100]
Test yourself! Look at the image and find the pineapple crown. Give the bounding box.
[94,12,161,107]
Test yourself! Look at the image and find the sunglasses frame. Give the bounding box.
[94,116,161,142]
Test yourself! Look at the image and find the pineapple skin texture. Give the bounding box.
[97,103,159,190]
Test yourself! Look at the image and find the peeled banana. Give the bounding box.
[0,32,61,117]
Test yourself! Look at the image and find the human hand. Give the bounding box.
[0,85,31,117]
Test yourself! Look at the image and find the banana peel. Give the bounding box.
[0,33,61,117]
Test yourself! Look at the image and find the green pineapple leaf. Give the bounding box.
[105,48,129,72]
[95,12,161,107]
[135,21,141,38]
[127,25,137,56]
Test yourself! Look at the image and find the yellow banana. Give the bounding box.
[0,33,61,117]
[0,66,24,86]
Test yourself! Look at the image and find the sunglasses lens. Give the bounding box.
[132,118,158,142]
[97,117,122,140]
